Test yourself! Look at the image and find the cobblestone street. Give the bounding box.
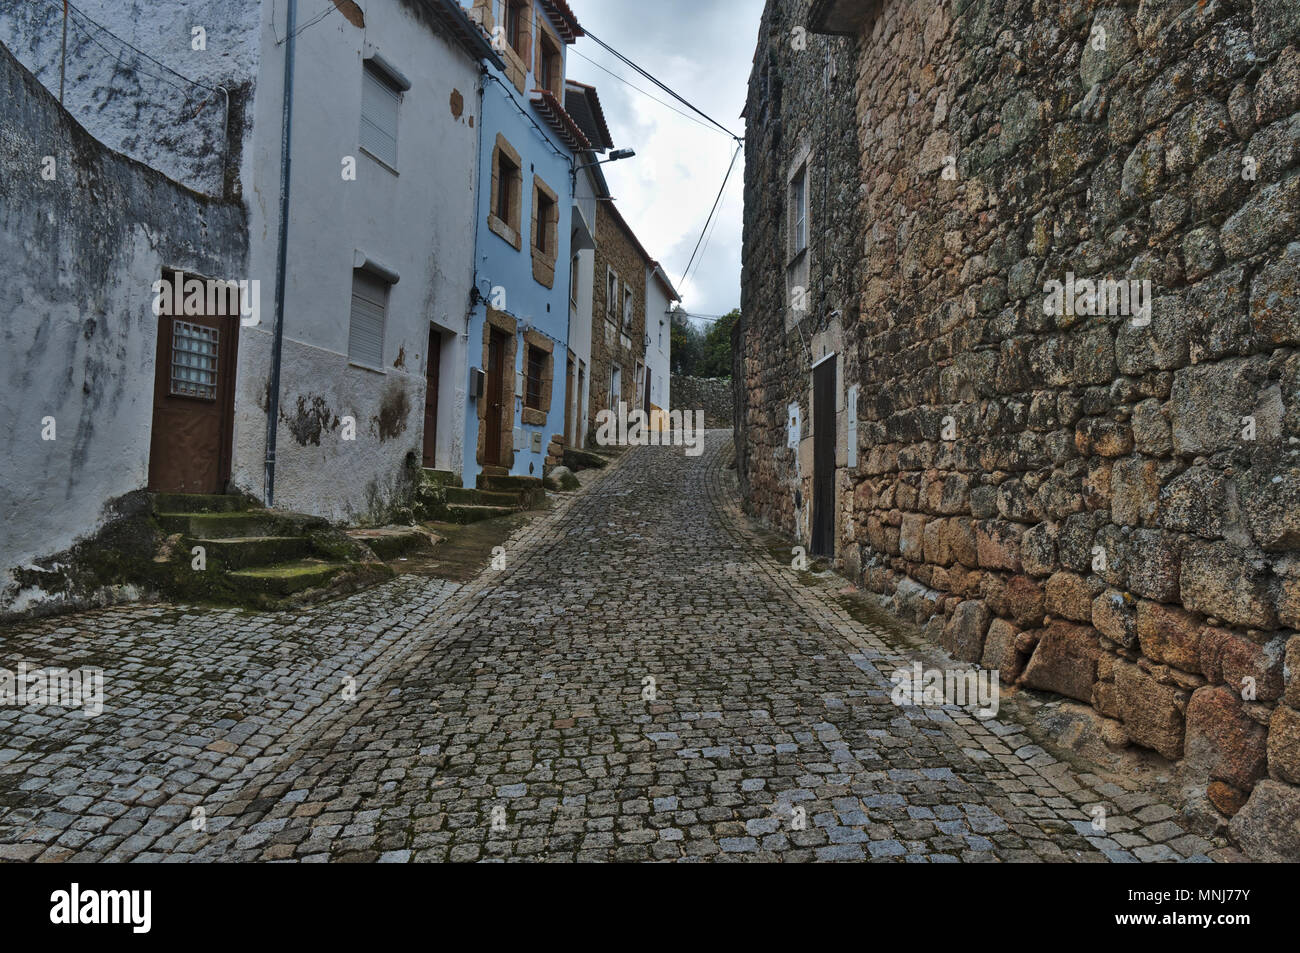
[0,434,1231,862]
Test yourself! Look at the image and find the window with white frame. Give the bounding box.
[791,164,807,255]
[623,287,634,328]
[606,269,618,322]
[610,364,621,410]
[361,61,402,169]
[349,270,390,369]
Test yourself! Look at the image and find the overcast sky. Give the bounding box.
[565,0,765,324]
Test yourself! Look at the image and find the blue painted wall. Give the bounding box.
[462,52,577,487]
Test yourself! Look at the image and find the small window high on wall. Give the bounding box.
[361,60,405,169]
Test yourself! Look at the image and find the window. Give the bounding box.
[623,287,634,328]
[570,254,580,307]
[610,365,622,410]
[489,136,523,249]
[606,270,618,322]
[531,176,559,287]
[360,62,402,169]
[170,322,219,400]
[505,0,526,55]
[349,270,389,369]
[791,165,807,254]
[538,29,562,98]
[497,151,518,222]
[525,345,546,411]
[534,189,555,254]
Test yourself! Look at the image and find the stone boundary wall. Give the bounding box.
[740,0,1300,856]
[673,374,734,428]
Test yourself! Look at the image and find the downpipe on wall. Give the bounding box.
[265,0,297,507]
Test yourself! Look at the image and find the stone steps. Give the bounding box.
[227,559,352,597]
[148,493,389,607]
[195,536,314,570]
[443,503,517,524]
[420,468,464,489]
[346,527,435,560]
[156,510,328,540]
[445,486,519,507]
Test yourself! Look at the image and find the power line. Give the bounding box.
[583,29,744,143]
[678,143,742,290]
[51,0,217,92]
[569,48,732,139]
[688,158,735,287]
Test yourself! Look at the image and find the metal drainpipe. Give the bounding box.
[265,0,297,508]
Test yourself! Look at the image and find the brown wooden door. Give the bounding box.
[484,328,506,467]
[564,353,576,447]
[148,276,239,494]
[423,329,442,469]
[811,358,836,557]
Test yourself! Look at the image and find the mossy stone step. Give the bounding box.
[157,511,328,540]
[477,474,544,493]
[445,486,519,507]
[444,503,517,524]
[347,527,435,560]
[152,493,257,514]
[194,536,314,570]
[420,468,463,489]
[227,560,348,596]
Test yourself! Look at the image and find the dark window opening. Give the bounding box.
[525,346,546,410]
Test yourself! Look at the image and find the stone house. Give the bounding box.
[589,202,653,436]
[563,80,617,450]
[738,0,1300,853]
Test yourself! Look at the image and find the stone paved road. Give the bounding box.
[0,434,1229,862]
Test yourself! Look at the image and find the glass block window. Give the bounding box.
[171,322,219,400]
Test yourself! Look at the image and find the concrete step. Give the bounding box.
[194,536,314,570]
[481,465,510,477]
[156,510,328,540]
[347,527,435,560]
[420,468,463,489]
[152,493,257,514]
[444,503,517,525]
[227,560,350,597]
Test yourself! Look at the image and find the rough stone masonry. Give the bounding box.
[737,0,1300,858]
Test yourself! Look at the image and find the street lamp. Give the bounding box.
[572,148,636,187]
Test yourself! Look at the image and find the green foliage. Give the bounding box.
[671,308,739,378]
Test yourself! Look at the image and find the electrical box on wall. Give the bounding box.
[513,428,525,451]
[470,368,485,399]
[531,432,542,452]
[787,403,801,449]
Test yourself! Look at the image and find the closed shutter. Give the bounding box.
[349,271,388,368]
[361,65,400,167]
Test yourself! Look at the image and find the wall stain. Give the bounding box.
[282,394,340,447]
[372,384,410,442]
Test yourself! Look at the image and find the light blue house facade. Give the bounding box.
[462,0,589,486]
